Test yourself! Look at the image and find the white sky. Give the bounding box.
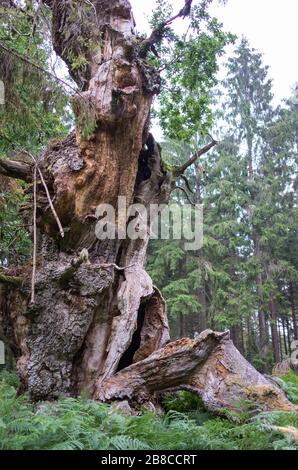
[130,0,298,104]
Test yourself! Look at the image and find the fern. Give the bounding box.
[0,370,298,451]
[110,436,151,450]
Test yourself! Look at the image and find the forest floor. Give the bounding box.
[0,370,298,451]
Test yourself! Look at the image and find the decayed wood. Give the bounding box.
[0,159,32,182]
[0,0,293,415]
[95,329,296,413]
[173,137,218,176]
[0,0,164,399]
[36,0,160,241]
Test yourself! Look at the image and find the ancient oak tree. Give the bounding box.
[0,0,294,413]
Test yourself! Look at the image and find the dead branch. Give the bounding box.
[0,158,32,182]
[0,42,83,98]
[37,167,64,238]
[20,149,65,239]
[174,137,217,176]
[58,258,136,286]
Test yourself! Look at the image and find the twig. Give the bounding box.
[95,263,135,272]
[180,174,194,194]
[37,167,64,238]
[159,56,180,73]
[30,164,37,304]
[7,235,18,249]
[172,186,196,206]
[83,0,98,23]
[9,25,30,37]
[22,150,64,238]
[0,41,88,102]
[161,1,193,28]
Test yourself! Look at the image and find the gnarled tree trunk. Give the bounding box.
[0,0,294,414]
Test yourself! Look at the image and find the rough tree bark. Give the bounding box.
[0,0,294,414]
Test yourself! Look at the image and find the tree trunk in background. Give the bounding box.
[230,324,244,355]
[197,257,207,332]
[195,161,207,332]
[247,133,269,358]
[0,0,293,414]
[265,314,271,346]
[255,239,268,355]
[179,313,185,338]
[281,317,288,356]
[245,317,253,360]
[257,273,267,347]
[286,316,292,354]
[269,296,281,363]
[247,133,254,180]
[185,314,195,338]
[240,325,245,356]
[290,283,298,339]
[278,327,283,361]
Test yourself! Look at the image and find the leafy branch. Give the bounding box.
[140,1,193,58]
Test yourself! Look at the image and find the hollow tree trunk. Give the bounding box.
[1,0,170,400]
[0,0,293,414]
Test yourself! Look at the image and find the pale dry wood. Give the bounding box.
[37,167,64,238]
[95,329,296,413]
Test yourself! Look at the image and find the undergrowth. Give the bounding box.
[0,370,297,450]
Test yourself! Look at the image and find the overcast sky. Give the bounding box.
[130,0,298,104]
